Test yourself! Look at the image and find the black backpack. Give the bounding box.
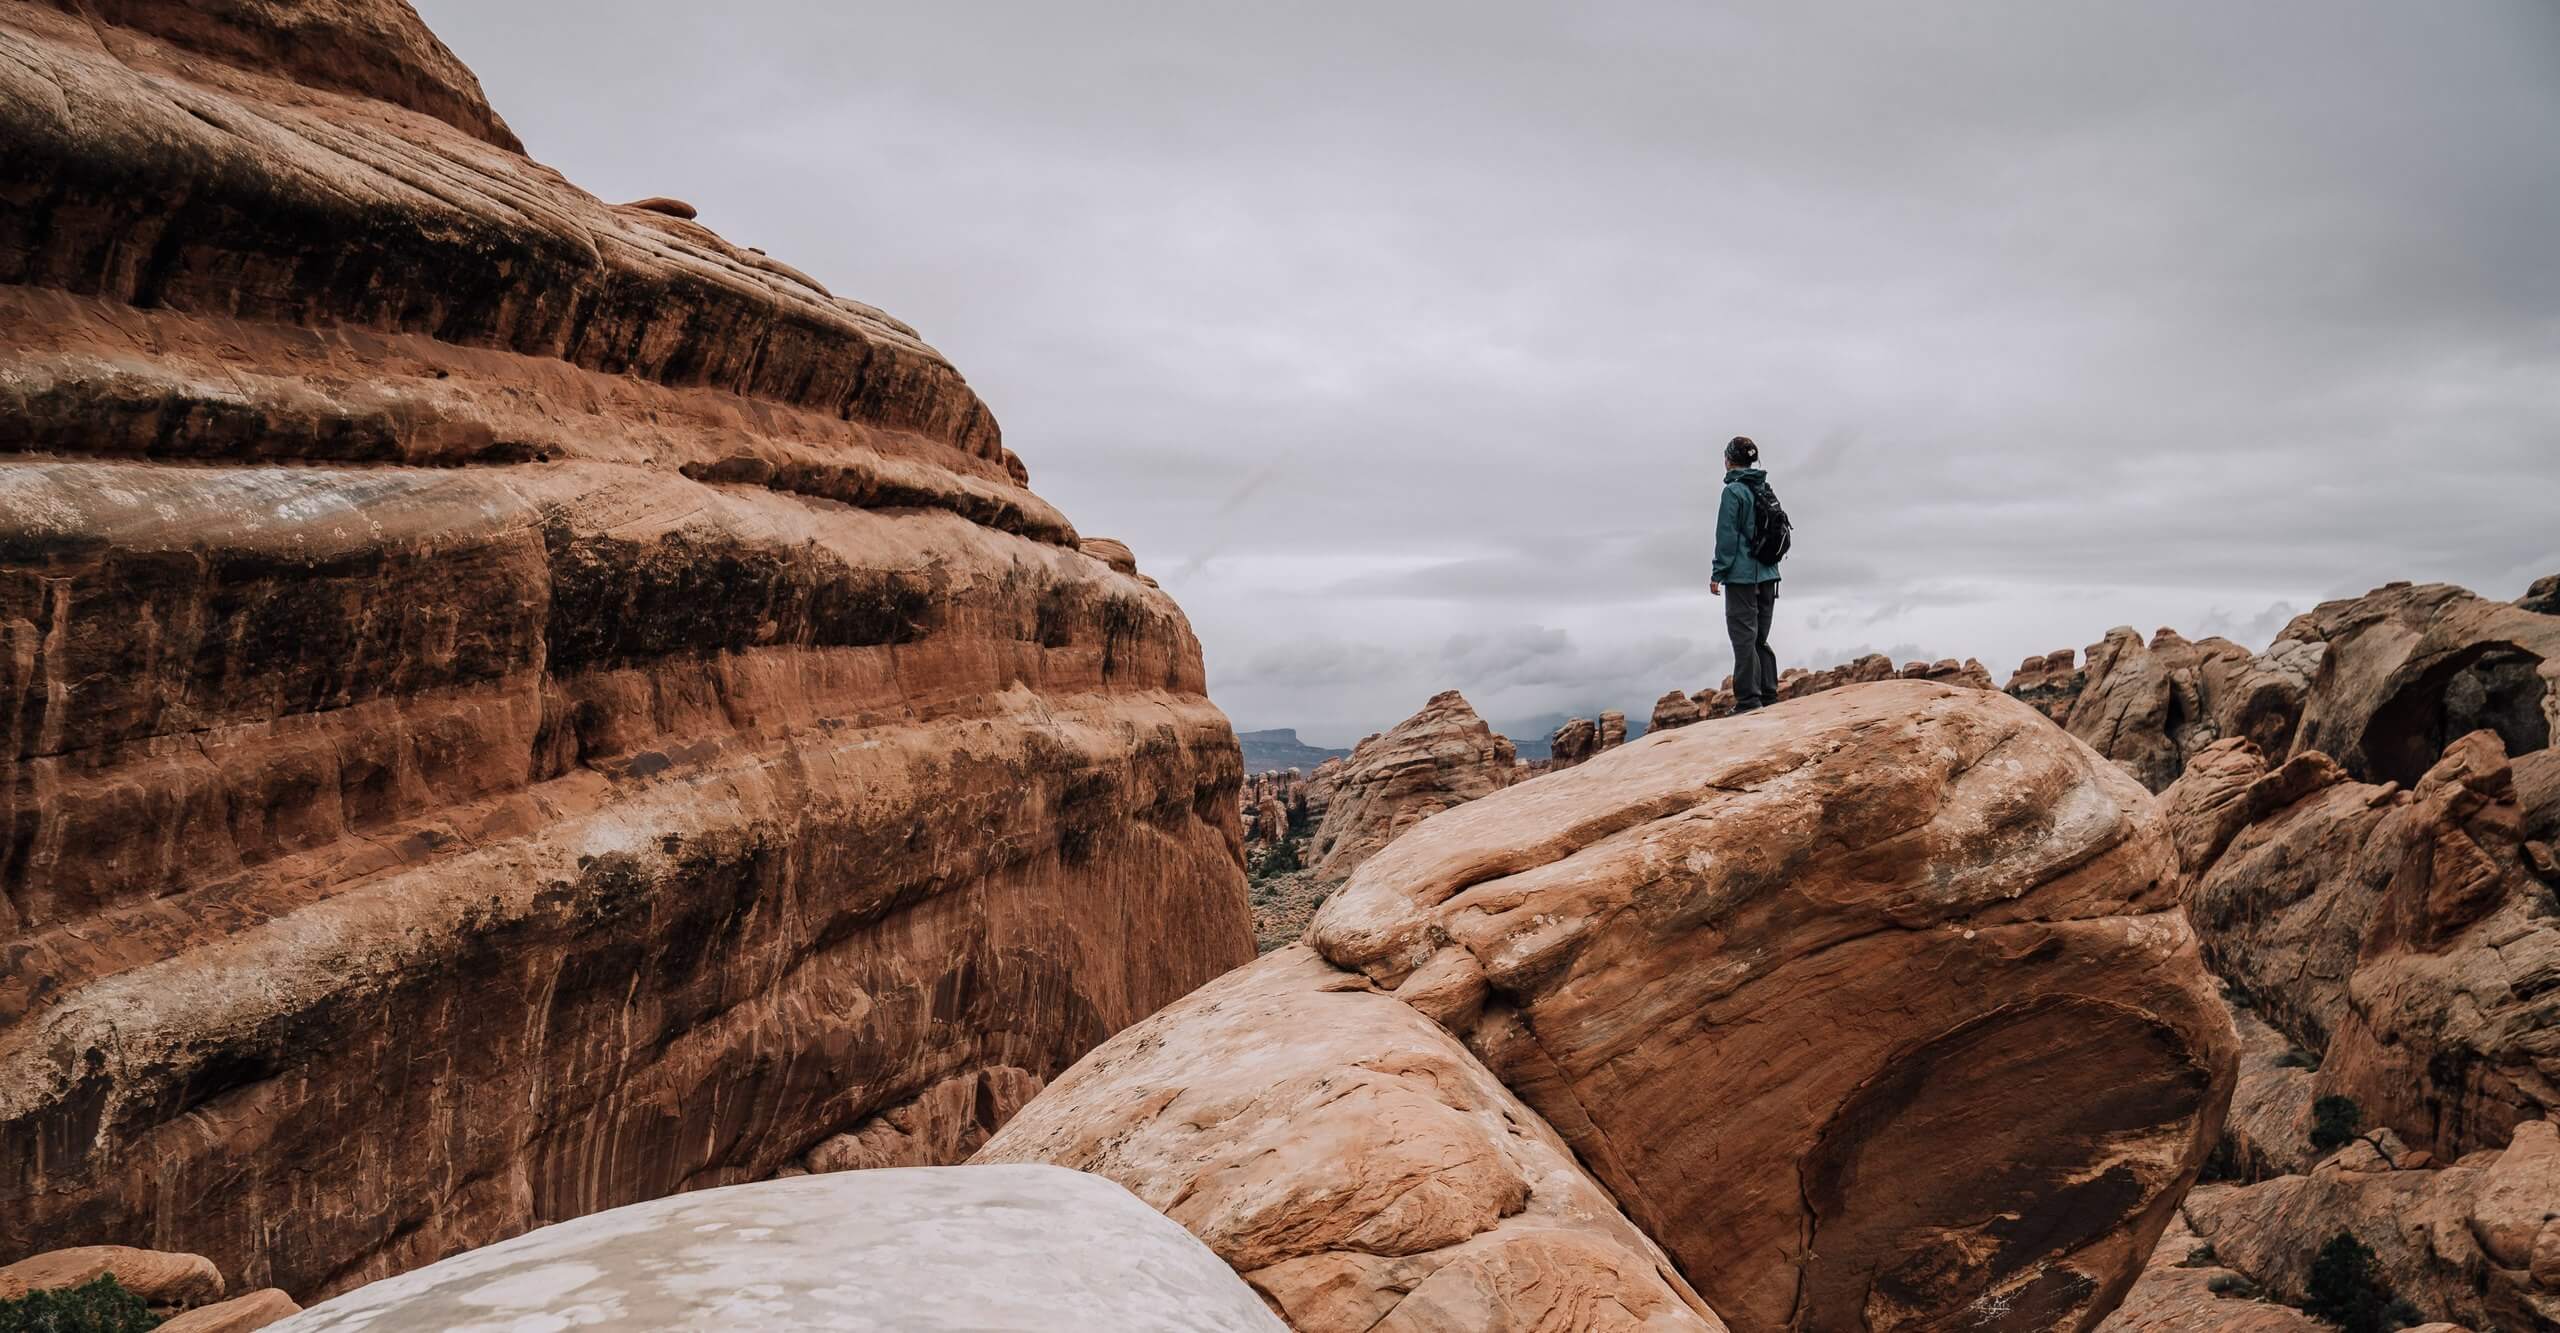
[1745,477,1793,566]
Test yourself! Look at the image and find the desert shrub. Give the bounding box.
[2303,1231,2411,1333]
[1251,838,1303,880]
[2310,1094,2364,1153]
[0,1276,162,1333]
[2199,1135,2241,1183]
[2272,1047,2318,1070]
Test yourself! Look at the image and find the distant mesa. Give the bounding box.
[1238,727,1352,775]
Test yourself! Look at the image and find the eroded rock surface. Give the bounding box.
[268,1165,1285,1333]
[1307,690,1520,881]
[2185,1132,2559,1332]
[2285,581,2558,788]
[0,0,1250,1299]
[2168,732,2560,1157]
[976,946,1720,1332]
[1307,681,2234,1331]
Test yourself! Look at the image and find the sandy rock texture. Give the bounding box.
[1309,681,2234,1332]
[0,0,1251,1300]
[267,1165,1285,1333]
[1307,690,1520,881]
[977,947,1720,1332]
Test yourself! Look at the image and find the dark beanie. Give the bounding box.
[1725,436,1758,466]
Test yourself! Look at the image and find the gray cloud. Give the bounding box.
[419,0,2560,744]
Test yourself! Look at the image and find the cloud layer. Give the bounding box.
[421,0,2560,743]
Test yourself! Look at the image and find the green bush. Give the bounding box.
[0,1276,162,1333]
[2310,1094,2364,1153]
[2272,1047,2317,1070]
[1251,838,1303,880]
[2303,1231,2412,1333]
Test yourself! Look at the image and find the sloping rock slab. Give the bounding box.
[270,1164,1282,1332]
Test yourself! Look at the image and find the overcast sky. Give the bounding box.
[420,1,2560,745]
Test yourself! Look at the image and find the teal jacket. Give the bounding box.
[1713,467,1781,585]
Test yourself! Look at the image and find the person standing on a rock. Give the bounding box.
[1710,436,1788,711]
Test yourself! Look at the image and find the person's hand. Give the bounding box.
[1710,581,1723,597]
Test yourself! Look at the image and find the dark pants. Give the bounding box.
[1725,578,1780,710]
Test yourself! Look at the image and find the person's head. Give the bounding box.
[1724,436,1759,469]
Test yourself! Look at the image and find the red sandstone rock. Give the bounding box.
[798,1065,1044,1174]
[2095,1212,2327,1332]
[2007,648,2086,723]
[2169,733,2557,1157]
[1649,689,1702,733]
[1308,681,2235,1331]
[1595,709,1628,753]
[0,1245,224,1305]
[2284,581,2559,788]
[1548,717,1599,769]
[1776,653,1896,702]
[0,0,1251,1300]
[2185,1131,2559,1331]
[159,1289,301,1333]
[1307,691,1519,881]
[975,946,1721,1332]
[2060,628,2320,792]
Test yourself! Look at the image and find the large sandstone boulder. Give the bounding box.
[995,682,2229,1329]
[976,947,1720,1332]
[2284,581,2559,787]
[2167,732,2560,1157]
[1307,690,1519,881]
[268,1165,1284,1332]
[1307,681,2235,1331]
[0,0,1251,1299]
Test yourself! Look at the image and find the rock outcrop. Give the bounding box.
[977,947,1721,1331]
[1648,688,1702,733]
[2181,1124,2560,1331]
[268,1165,1286,1332]
[1307,691,1519,881]
[2096,1213,2327,1332]
[2284,581,2558,788]
[0,1243,297,1331]
[1548,716,1599,769]
[2046,628,2320,792]
[0,0,1251,1300]
[1309,681,2234,1331]
[992,681,2235,1332]
[2167,732,2559,1158]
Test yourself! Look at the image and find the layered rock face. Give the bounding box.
[989,681,2236,1332]
[1306,690,1519,881]
[270,1166,1286,1332]
[0,0,1250,1300]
